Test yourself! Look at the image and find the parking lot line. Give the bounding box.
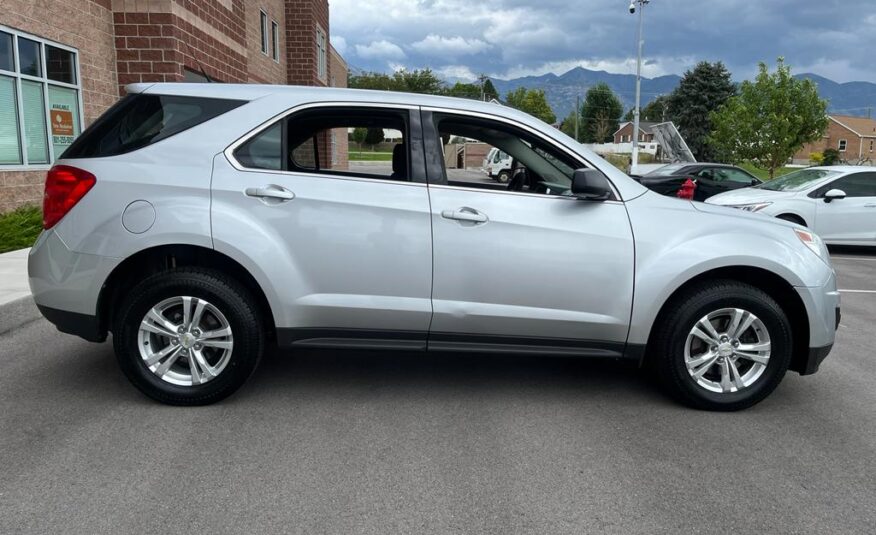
[839,289,876,294]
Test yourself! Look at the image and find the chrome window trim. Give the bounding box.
[223,101,422,187]
[420,105,622,201]
[427,183,623,204]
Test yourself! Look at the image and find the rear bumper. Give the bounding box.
[37,304,105,342]
[28,229,117,342]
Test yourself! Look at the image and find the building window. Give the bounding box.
[0,26,82,168]
[271,21,279,62]
[259,10,268,55]
[870,139,874,153]
[316,26,327,82]
[838,139,847,152]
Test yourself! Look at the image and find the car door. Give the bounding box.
[421,109,635,355]
[813,172,876,244]
[211,104,434,348]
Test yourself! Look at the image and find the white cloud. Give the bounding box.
[434,65,478,82]
[331,35,348,56]
[355,40,406,61]
[411,35,491,56]
[492,57,697,81]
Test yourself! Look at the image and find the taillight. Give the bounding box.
[43,165,96,229]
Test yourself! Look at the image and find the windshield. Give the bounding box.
[757,169,841,192]
[645,164,688,176]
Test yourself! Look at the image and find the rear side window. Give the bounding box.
[61,94,244,158]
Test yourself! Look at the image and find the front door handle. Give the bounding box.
[244,185,295,204]
[864,203,876,208]
[441,207,488,223]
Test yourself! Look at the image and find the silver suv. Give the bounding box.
[29,84,840,410]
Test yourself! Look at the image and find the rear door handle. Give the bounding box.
[441,207,488,223]
[244,185,295,204]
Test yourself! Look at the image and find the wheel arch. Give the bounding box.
[643,265,810,375]
[98,244,276,340]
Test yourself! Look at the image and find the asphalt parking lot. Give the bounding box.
[1,250,874,534]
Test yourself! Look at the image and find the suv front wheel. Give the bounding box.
[113,268,264,405]
[652,280,793,411]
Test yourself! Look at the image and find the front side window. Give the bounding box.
[824,173,876,198]
[0,27,82,167]
[234,107,411,182]
[432,113,586,196]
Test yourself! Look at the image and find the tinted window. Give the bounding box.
[825,173,876,197]
[758,169,840,192]
[62,94,244,158]
[0,32,13,72]
[46,45,76,84]
[700,167,756,184]
[235,122,281,170]
[17,37,41,77]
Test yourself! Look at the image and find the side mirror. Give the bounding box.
[571,169,613,201]
[751,179,760,186]
[823,189,846,203]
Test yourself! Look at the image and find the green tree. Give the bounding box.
[482,78,499,101]
[580,82,623,143]
[349,69,445,94]
[364,127,385,150]
[709,58,829,178]
[445,82,483,99]
[666,61,736,161]
[505,87,556,124]
[624,94,671,122]
[822,148,840,166]
[351,127,368,149]
[559,110,581,141]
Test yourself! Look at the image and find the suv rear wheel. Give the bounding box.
[113,268,264,405]
[652,280,792,411]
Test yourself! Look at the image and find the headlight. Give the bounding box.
[794,228,831,265]
[730,202,773,212]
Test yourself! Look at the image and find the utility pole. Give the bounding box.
[630,0,650,173]
[574,94,580,141]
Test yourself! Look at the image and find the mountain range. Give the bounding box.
[486,67,876,122]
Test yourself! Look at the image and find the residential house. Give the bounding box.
[793,115,876,165]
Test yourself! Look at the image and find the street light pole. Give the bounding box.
[631,0,649,174]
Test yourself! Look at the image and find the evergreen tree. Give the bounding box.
[580,83,623,143]
[666,61,736,161]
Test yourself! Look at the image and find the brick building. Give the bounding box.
[793,115,876,165]
[0,0,346,212]
[613,121,657,144]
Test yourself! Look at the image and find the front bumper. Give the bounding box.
[793,271,841,375]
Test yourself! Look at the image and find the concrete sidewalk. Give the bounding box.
[0,247,30,306]
[0,248,38,335]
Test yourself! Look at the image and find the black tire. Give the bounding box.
[651,280,792,411]
[777,214,806,227]
[113,268,264,405]
[496,170,511,184]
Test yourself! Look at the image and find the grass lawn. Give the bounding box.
[738,163,799,181]
[349,151,393,162]
[0,205,42,254]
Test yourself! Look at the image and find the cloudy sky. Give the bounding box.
[330,0,875,83]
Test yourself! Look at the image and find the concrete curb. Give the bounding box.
[0,295,41,336]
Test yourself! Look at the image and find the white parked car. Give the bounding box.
[707,167,876,246]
